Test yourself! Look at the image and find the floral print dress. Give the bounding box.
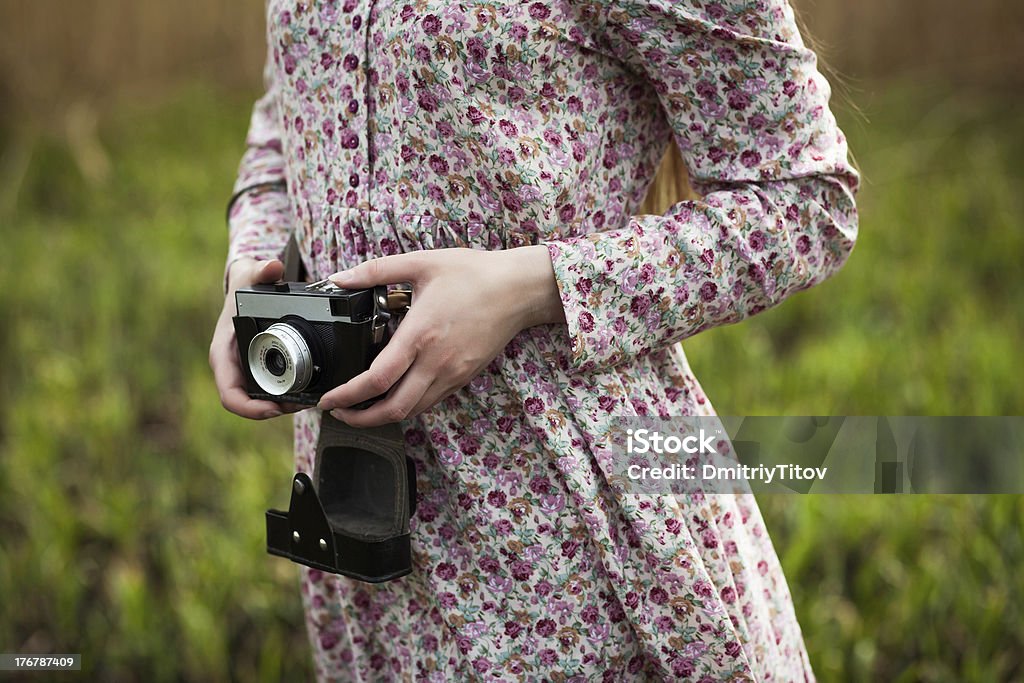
[226,0,859,679]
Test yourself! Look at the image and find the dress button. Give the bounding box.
[349,173,360,188]
[348,99,359,114]
[343,54,359,72]
[352,15,362,30]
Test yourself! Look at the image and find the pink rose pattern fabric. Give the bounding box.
[227,0,858,679]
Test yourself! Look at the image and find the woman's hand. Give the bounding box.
[209,257,306,419]
[317,245,566,427]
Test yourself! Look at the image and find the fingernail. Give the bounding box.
[317,400,333,411]
[330,409,346,421]
[329,270,353,284]
[266,410,283,418]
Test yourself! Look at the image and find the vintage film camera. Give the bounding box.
[233,280,393,404]
[232,278,417,583]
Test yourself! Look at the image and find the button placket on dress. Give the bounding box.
[361,0,377,214]
[321,0,378,274]
[338,0,372,210]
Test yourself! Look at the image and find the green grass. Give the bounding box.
[0,80,1021,681]
[683,82,1024,682]
[0,86,308,682]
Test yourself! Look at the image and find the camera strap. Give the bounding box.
[281,232,308,283]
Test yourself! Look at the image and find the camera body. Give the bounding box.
[232,281,392,405]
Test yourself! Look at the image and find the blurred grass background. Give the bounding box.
[0,0,1023,681]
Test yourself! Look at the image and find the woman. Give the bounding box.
[210,0,858,678]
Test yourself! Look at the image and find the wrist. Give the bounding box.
[499,245,567,330]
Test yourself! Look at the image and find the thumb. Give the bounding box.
[328,252,425,288]
[254,258,285,283]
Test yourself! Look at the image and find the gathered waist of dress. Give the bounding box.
[296,204,581,279]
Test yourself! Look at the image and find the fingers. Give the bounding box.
[328,252,427,289]
[212,343,303,418]
[211,341,283,419]
[212,338,308,419]
[316,332,417,410]
[219,384,284,419]
[406,382,456,419]
[330,370,436,428]
[210,310,285,420]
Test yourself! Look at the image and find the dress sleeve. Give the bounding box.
[543,0,859,374]
[223,13,293,289]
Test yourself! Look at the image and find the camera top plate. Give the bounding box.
[235,282,380,323]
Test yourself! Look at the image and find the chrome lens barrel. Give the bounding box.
[248,322,314,395]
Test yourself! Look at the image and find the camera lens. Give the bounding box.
[248,322,315,395]
[265,348,287,377]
